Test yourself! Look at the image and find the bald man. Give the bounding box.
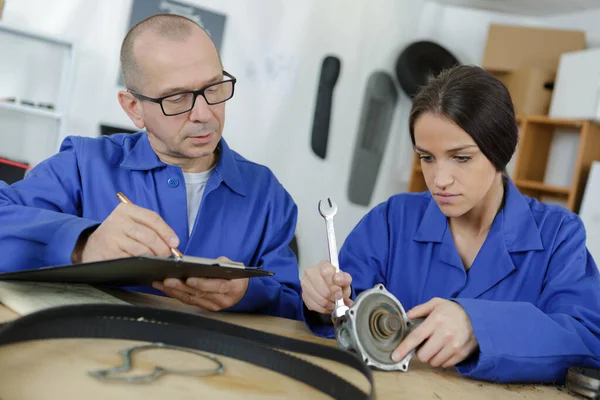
[0,14,303,320]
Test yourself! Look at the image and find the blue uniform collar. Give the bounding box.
[120,133,163,170]
[120,132,246,196]
[413,177,544,253]
[212,138,246,197]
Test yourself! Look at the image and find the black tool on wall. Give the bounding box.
[347,71,398,207]
[310,55,341,159]
[0,157,30,185]
[395,41,459,99]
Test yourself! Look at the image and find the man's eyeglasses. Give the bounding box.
[128,71,236,116]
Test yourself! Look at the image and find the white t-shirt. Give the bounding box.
[183,168,213,236]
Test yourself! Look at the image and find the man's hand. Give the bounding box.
[301,260,353,314]
[391,298,478,368]
[152,257,249,311]
[72,203,179,263]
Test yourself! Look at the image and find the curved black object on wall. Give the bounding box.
[395,41,459,98]
[311,55,341,159]
[347,71,398,207]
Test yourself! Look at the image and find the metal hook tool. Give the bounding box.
[88,342,224,383]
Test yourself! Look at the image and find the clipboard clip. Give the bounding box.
[168,254,248,270]
[170,251,183,262]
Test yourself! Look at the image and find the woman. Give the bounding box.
[301,65,600,383]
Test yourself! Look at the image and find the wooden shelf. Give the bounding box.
[514,180,570,197]
[519,114,584,128]
[0,101,62,119]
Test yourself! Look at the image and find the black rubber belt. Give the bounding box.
[0,304,375,399]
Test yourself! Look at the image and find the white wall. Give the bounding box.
[541,8,600,46]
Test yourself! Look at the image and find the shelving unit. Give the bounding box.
[407,115,600,213]
[0,23,75,167]
[0,101,62,120]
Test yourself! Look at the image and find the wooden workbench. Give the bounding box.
[0,290,575,399]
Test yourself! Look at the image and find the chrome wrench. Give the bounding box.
[318,198,349,319]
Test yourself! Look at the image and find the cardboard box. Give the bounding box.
[495,68,555,116]
[483,24,586,73]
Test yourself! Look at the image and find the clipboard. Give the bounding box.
[0,255,274,286]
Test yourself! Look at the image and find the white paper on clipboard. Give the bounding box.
[0,281,128,315]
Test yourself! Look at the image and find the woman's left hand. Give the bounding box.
[391,297,479,368]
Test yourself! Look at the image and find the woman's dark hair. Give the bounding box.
[408,65,518,172]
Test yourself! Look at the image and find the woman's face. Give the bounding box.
[413,112,501,218]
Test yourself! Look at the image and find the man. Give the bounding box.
[0,14,303,320]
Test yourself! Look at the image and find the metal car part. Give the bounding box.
[333,284,422,372]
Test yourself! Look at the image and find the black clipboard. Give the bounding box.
[0,255,274,286]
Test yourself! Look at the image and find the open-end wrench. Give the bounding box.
[318,198,350,319]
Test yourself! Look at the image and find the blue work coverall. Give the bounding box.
[0,132,303,320]
[306,179,600,383]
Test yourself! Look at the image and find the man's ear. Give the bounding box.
[118,90,146,129]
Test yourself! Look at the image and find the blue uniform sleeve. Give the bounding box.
[0,138,100,271]
[226,185,303,321]
[303,202,390,337]
[454,217,600,383]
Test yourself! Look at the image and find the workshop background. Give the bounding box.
[2,0,600,273]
